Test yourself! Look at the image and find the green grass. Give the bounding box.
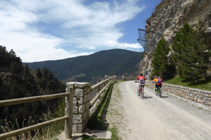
[164,75,211,91]
[156,4,163,10]
[83,83,120,140]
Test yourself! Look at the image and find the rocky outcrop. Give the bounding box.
[140,0,211,79]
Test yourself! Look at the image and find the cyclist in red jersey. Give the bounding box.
[137,73,145,88]
[136,73,146,97]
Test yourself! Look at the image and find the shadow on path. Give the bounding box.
[161,96,168,98]
[142,96,153,99]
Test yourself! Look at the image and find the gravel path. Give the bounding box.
[105,81,211,140]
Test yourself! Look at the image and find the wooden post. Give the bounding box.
[209,10,211,27]
[122,75,125,81]
[98,80,101,92]
[65,86,74,139]
[114,75,117,82]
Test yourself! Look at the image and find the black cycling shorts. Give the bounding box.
[155,85,162,88]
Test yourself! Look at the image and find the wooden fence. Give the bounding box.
[0,75,116,139]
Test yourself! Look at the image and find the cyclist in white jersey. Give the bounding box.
[136,73,146,92]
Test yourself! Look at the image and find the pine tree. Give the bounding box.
[10,61,23,76]
[35,67,42,79]
[151,37,170,78]
[23,64,30,79]
[172,22,211,82]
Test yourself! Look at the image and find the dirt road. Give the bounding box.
[105,81,211,140]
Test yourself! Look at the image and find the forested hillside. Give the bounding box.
[26,49,143,83]
[0,46,65,133]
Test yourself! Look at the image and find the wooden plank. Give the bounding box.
[0,116,69,140]
[91,77,113,92]
[0,92,69,107]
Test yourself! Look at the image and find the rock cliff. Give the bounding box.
[139,0,211,79]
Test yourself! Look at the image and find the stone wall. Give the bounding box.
[145,80,211,107]
[66,76,116,133]
[66,82,91,133]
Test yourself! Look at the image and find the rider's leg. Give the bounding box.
[139,84,141,94]
[155,85,158,90]
[159,85,162,92]
[142,85,144,93]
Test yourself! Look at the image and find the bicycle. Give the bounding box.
[155,86,162,98]
[137,85,144,99]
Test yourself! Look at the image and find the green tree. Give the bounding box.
[0,46,7,66]
[48,71,55,81]
[23,64,30,79]
[35,67,42,79]
[0,46,66,134]
[151,37,170,78]
[41,67,49,89]
[172,22,211,82]
[10,62,23,76]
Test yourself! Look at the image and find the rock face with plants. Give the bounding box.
[140,0,211,79]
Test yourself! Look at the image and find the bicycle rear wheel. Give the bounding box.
[137,86,140,96]
[155,88,158,96]
[158,87,162,98]
[141,87,144,99]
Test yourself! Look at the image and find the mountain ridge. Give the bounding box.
[25,49,143,83]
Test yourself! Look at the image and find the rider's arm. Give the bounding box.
[135,77,139,83]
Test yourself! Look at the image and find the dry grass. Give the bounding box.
[1,117,61,140]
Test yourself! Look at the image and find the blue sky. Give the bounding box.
[0,0,161,62]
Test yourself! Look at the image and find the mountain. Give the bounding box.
[26,49,143,83]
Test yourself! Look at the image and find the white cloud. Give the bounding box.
[105,40,142,49]
[69,50,78,53]
[0,0,145,62]
[88,46,96,50]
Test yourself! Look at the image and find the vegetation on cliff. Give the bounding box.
[172,22,211,82]
[151,37,175,79]
[151,21,210,83]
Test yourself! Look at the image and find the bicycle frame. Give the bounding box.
[157,87,162,97]
[155,86,162,98]
[138,85,144,99]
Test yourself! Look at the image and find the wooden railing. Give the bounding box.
[0,88,74,139]
[90,78,113,107]
[0,75,116,139]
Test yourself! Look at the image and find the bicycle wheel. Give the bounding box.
[138,86,140,96]
[158,87,161,98]
[155,88,158,96]
[141,87,144,99]
[140,87,142,97]
[159,88,162,98]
